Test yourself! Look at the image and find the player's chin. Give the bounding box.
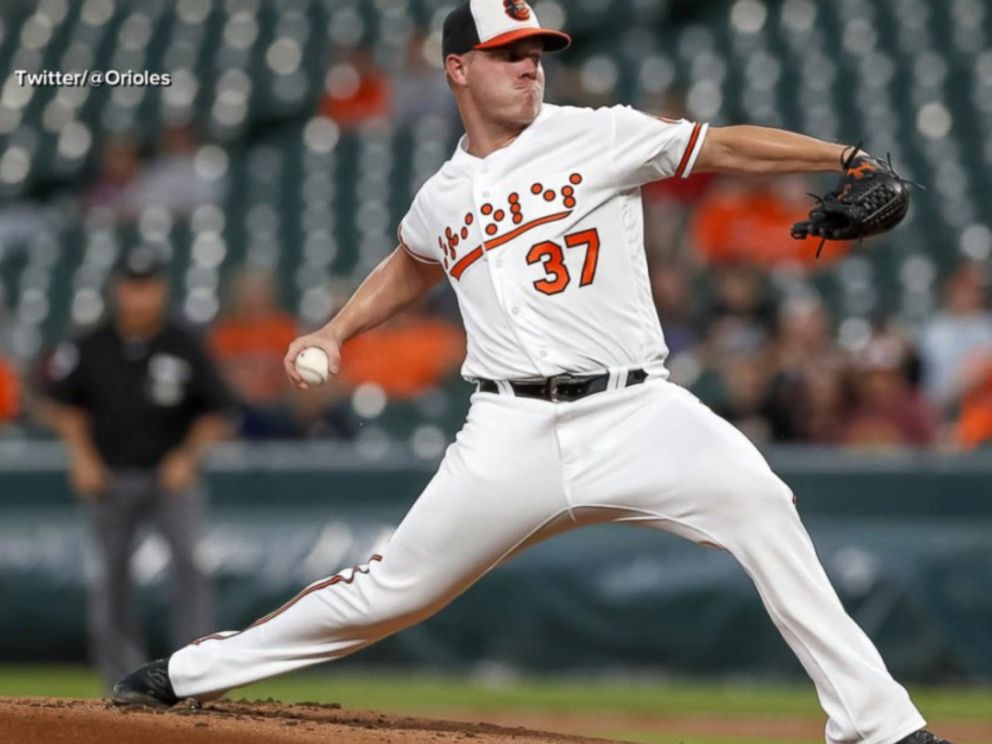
[512,95,542,125]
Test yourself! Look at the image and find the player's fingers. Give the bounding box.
[284,358,302,385]
[325,344,342,376]
[283,338,307,384]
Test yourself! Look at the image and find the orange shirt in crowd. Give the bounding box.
[340,319,465,399]
[0,357,20,422]
[209,315,297,406]
[320,73,391,129]
[691,189,853,268]
[956,372,992,449]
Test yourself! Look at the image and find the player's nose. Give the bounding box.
[519,55,540,78]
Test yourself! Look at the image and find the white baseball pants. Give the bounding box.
[169,377,925,744]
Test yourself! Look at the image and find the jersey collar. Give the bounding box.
[452,103,556,169]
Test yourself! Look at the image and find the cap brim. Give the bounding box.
[474,28,571,53]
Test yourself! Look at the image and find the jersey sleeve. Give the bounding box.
[607,105,709,189]
[397,196,440,265]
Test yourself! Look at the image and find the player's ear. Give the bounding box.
[445,53,470,88]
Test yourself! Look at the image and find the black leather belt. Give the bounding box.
[477,369,648,402]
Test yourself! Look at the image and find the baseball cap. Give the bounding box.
[115,246,167,280]
[442,0,571,59]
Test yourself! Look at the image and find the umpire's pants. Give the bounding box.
[85,470,213,687]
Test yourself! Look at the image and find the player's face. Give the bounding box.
[466,39,545,127]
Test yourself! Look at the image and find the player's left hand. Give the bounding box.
[159,449,198,493]
[791,147,915,258]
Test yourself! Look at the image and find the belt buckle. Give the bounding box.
[548,377,560,402]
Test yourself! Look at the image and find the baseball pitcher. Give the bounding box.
[112,4,942,744]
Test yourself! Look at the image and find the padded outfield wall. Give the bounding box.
[0,442,990,683]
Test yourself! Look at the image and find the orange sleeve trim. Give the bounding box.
[675,122,702,179]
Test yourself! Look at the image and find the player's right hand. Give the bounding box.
[284,329,343,390]
[70,452,107,502]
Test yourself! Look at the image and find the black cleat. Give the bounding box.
[110,658,180,708]
[895,731,954,744]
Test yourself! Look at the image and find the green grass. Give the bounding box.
[1,666,989,744]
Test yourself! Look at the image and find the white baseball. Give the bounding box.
[294,346,330,386]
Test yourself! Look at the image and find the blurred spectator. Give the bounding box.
[919,260,992,413]
[691,302,773,439]
[704,265,778,336]
[954,351,992,449]
[41,247,231,687]
[683,267,776,425]
[840,330,938,449]
[765,296,847,443]
[711,348,776,444]
[320,48,391,130]
[209,267,298,437]
[0,202,53,257]
[651,263,702,356]
[0,355,21,424]
[775,295,833,369]
[132,124,225,217]
[85,126,224,222]
[283,382,360,440]
[392,32,457,126]
[774,357,849,445]
[85,135,142,220]
[689,176,852,268]
[339,302,465,399]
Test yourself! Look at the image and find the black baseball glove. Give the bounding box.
[791,146,915,258]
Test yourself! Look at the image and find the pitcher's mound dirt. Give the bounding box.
[0,697,623,744]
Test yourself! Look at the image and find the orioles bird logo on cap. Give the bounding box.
[503,0,531,22]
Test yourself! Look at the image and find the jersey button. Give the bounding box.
[496,258,503,268]
[539,350,548,358]
[511,307,519,316]
[482,190,490,197]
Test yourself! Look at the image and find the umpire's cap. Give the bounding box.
[442,0,571,60]
[115,246,167,281]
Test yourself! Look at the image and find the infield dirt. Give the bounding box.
[0,697,621,744]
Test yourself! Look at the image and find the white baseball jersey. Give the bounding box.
[399,103,708,381]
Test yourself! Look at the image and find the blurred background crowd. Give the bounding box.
[2,0,992,453]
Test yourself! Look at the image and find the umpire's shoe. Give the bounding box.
[895,731,954,744]
[111,658,179,708]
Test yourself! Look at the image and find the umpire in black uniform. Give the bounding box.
[44,247,232,687]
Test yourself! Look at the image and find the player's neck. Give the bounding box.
[460,111,529,159]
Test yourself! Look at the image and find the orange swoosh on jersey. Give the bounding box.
[450,210,572,280]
